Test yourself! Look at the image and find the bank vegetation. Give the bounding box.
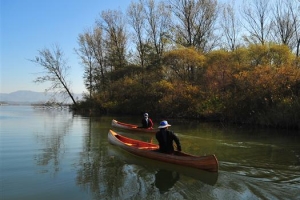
[36,0,300,129]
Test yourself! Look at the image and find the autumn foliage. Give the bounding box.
[78,44,299,129]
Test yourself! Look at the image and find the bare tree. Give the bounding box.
[271,0,296,50]
[76,30,96,99]
[168,0,219,52]
[241,0,272,45]
[127,0,147,68]
[89,27,108,91]
[144,0,171,61]
[31,45,77,105]
[127,0,171,68]
[220,0,241,51]
[97,10,128,70]
[289,0,300,57]
[76,26,110,98]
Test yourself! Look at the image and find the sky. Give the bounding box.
[1,0,133,94]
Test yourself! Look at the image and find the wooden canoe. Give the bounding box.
[108,129,219,172]
[111,119,156,133]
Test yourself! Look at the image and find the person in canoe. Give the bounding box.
[156,120,182,154]
[140,113,154,129]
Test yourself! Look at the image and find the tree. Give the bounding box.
[205,50,236,93]
[31,45,77,106]
[271,0,296,50]
[76,27,108,97]
[144,0,171,63]
[163,47,205,82]
[220,0,241,51]
[97,10,128,70]
[241,0,272,45]
[127,0,171,69]
[76,30,95,99]
[127,0,147,68]
[89,27,108,91]
[288,0,300,57]
[168,0,219,52]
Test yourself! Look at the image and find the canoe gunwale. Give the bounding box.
[111,119,156,133]
[108,129,219,172]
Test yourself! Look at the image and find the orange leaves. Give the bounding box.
[235,65,300,93]
[204,50,236,92]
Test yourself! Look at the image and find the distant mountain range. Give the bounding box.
[0,90,83,104]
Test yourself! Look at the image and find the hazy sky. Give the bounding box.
[1,0,132,94]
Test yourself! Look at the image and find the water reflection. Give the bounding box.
[75,117,110,199]
[33,107,75,175]
[155,169,180,194]
[3,106,300,199]
[107,145,218,186]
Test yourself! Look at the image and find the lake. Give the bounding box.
[1,105,299,200]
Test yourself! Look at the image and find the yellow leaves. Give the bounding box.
[206,50,231,64]
[268,44,293,67]
[247,43,294,67]
[152,80,174,95]
[160,80,174,90]
[206,44,295,70]
[163,47,205,81]
[153,80,203,117]
[122,76,135,86]
[247,44,269,66]
[163,47,205,67]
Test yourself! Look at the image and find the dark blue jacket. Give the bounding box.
[156,129,181,154]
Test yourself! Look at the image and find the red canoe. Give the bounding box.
[111,119,156,133]
[108,129,219,172]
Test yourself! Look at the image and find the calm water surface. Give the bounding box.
[0,105,299,200]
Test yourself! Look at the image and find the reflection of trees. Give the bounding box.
[75,118,158,199]
[74,117,218,199]
[34,108,74,175]
[75,118,135,199]
[75,117,108,199]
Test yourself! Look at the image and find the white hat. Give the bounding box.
[158,120,171,128]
